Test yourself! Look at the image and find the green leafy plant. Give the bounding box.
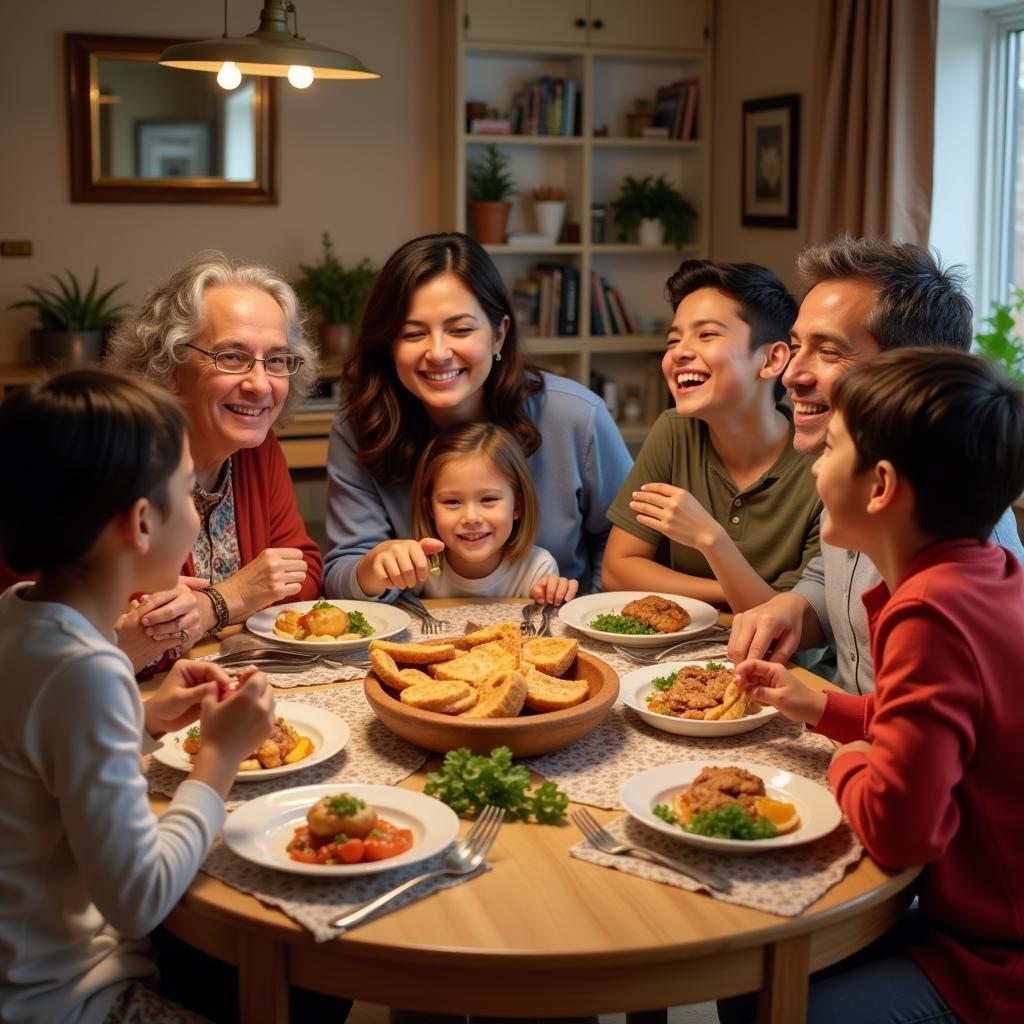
[294,232,378,326]
[974,285,1024,381]
[610,174,696,247]
[424,746,568,823]
[468,144,517,202]
[8,267,127,331]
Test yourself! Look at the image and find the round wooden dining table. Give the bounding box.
[146,600,920,1024]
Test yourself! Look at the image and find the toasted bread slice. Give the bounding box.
[521,637,578,677]
[431,641,516,683]
[398,668,434,688]
[453,622,521,664]
[400,679,476,713]
[369,639,456,665]
[522,664,589,712]
[459,669,528,719]
[370,649,414,691]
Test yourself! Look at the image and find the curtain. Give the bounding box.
[808,0,937,244]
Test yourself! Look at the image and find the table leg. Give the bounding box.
[756,934,810,1024]
[238,932,289,1024]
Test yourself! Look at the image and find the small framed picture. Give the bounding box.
[741,94,800,228]
[136,121,212,178]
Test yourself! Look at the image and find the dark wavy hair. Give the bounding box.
[0,368,187,573]
[832,348,1024,541]
[341,232,544,485]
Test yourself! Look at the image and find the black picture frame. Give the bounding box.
[741,94,800,228]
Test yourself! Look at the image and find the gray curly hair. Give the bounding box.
[106,249,317,423]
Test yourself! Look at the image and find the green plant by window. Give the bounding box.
[8,268,127,331]
[294,232,378,326]
[468,143,517,202]
[975,285,1024,382]
[610,174,697,248]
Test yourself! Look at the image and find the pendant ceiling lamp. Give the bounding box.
[158,0,379,89]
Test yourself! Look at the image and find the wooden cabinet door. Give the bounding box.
[588,0,707,50]
[464,0,589,45]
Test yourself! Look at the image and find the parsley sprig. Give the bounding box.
[424,746,569,823]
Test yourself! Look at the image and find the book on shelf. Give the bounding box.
[653,82,683,137]
[512,278,540,337]
[559,265,579,336]
[590,272,609,336]
[602,279,623,334]
[589,273,637,335]
[509,76,580,137]
[651,77,701,140]
[681,77,700,140]
[470,118,512,134]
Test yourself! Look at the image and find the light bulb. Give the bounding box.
[217,61,242,90]
[287,65,314,89]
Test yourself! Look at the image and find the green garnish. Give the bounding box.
[705,661,724,671]
[653,803,677,824]
[424,746,569,823]
[346,609,374,637]
[327,793,365,816]
[648,672,678,692]
[186,726,200,740]
[683,803,777,840]
[332,832,350,843]
[312,599,334,610]
[589,613,657,635]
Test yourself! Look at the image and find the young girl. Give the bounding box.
[0,369,276,1024]
[356,423,578,604]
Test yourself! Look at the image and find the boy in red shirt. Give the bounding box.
[729,348,1024,1023]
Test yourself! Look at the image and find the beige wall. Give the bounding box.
[710,0,819,289]
[0,0,441,362]
[0,0,818,362]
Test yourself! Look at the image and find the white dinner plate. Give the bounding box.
[558,591,719,648]
[151,701,350,782]
[223,783,460,877]
[619,661,778,737]
[619,761,842,854]
[245,599,410,652]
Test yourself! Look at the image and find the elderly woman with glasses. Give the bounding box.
[105,249,322,668]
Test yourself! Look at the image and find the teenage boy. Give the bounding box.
[602,260,821,611]
[728,348,1024,1024]
[728,236,1023,689]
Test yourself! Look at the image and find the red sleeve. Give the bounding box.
[812,690,873,744]
[827,601,981,869]
[233,437,323,601]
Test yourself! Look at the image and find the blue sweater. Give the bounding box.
[323,372,632,600]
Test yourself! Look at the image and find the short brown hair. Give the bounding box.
[831,348,1024,541]
[797,236,972,352]
[0,368,187,573]
[409,423,539,565]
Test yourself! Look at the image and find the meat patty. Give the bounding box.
[621,595,691,633]
[672,765,766,823]
[663,664,731,717]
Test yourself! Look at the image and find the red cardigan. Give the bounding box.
[816,539,1024,1024]
[0,433,322,602]
[184,434,322,601]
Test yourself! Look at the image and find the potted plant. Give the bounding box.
[532,186,567,243]
[975,285,1024,382]
[294,232,378,357]
[468,143,517,244]
[610,174,696,247]
[9,267,127,367]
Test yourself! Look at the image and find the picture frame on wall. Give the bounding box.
[741,94,800,228]
[136,121,212,178]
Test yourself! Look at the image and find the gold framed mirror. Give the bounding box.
[67,33,276,203]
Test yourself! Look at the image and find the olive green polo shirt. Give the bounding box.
[606,407,822,591]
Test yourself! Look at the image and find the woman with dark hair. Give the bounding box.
[324,232,631,600]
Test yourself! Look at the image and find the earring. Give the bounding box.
[494,351,502,362]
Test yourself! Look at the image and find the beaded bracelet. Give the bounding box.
[202,585,231,632]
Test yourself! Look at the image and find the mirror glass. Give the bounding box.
[68,34,276,203]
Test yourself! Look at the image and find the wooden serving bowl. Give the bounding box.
[363,650,619,757]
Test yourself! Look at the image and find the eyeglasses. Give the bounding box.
[183,343,304,377]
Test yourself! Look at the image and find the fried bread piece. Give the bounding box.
[521,637,578,677]
[459,669,528,718]
[703,682,750,721]
[400,679,478,713]
[522,664,589,712]
[369,639,457,665]
[370,649,415,691]
[453,622,521,664]
[398,668,434,688]
[621,595,691,634]
[430,641,516,683]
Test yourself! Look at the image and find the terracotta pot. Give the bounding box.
[469,200,512,244]
[317,322,352,357]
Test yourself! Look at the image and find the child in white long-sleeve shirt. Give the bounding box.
[0,370,276,1024]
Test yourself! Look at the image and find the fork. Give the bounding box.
[572,808,730,892]
[520,601,539,636]
[611,632,731,665]
[394,593,451,636]
[329,805,505,931]
[537,602,554,637]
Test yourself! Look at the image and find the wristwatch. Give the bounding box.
[202,585,231,632]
